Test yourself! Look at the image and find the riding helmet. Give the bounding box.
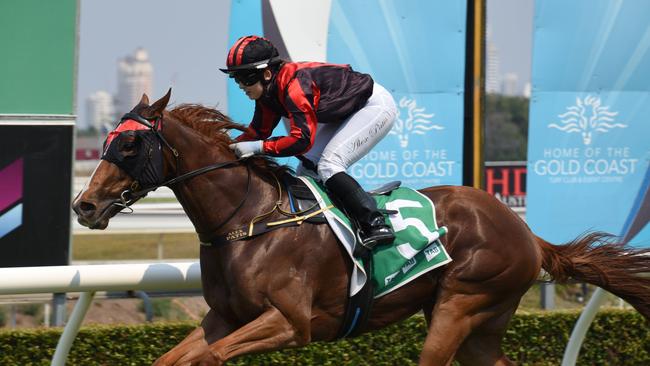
[220,35,281,73]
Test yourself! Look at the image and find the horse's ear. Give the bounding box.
[129,94,150,114]
[147,88,171,118]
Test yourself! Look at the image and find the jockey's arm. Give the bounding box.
[235,101,280,142]
[261,78,318,157]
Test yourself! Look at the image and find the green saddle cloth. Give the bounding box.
[298,177,452,298]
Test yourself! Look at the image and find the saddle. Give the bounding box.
[280,173,327,223]
[281,172,401,221]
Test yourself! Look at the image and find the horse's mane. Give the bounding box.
[168,104,291,175]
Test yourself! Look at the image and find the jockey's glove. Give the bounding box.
[229,140,263,158]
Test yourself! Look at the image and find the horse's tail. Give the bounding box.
[536,231,650,319]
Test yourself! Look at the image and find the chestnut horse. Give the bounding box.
[73,91,650,366]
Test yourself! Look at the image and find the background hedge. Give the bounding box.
[0,309,648,365]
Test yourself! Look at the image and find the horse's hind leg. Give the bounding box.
[419,294,483,365]
[455,308,517,366]
[419,293,519,366]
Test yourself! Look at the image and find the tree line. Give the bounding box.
[485,94,529,162]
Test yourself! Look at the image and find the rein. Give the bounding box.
[126,159,246,201]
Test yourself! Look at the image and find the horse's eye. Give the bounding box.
[119,136,138,153]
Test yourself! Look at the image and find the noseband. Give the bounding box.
[103,112,251,232]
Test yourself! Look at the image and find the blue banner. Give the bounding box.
[228,0,467,188]
[327,0,466,188]
[527,0,650,247]
[226,0,263,126]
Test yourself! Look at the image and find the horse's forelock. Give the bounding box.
[168,104,243,143]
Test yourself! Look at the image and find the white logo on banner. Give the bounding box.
[351,96,456,185]
[390,97,443,148]
[533,95,639,184]
[548,95,627,145]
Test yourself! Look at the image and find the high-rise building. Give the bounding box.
[485,27,500,94]
[116,48,153,115]
[86,90,115,132]
[501,72,519,96]
[523,82,531,98]
[486,42,500,94]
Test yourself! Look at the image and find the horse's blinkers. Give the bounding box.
[101,122,164,189]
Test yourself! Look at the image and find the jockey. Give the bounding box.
[220,35,397,248]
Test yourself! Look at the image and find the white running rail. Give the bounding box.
[0,262,201,366]
[0,262,639,365]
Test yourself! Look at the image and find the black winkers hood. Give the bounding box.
[101,118,164,188]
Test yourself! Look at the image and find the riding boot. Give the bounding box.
[325,172,395,249]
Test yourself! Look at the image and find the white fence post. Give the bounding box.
[52,291,96,366]
[561,287,608,366]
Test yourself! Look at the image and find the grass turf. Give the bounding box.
[72,233,199,261]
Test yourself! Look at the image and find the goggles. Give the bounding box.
[229,70,262,86]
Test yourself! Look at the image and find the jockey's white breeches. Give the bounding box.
[296,82,397,183]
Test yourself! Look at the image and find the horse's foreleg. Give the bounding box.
[153,309,236,366]
[153,327,208,366]
[198,306,309,365]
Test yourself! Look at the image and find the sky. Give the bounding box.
[487,0,534,93]
[76,0,533,129]
[76,0,231,129]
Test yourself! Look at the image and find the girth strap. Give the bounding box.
[201,204,331,247]
[336,246,375,339]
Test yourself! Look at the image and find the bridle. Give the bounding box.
[104,111,325,244]
[107,112,251,234]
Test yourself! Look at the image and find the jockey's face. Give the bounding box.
[240,81,263,100]
[238,69,272,101]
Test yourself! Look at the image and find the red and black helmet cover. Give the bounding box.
[220,35,280,73]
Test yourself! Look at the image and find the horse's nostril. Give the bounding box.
[78,201,97,215]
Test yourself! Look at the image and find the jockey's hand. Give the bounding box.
[229,140,263,158]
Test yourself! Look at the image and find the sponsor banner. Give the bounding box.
[350,92,463,188]
[0,1,77,264]
[485,162,527,208]
[228,0,467,188]
[0,158,23,238]
[621,167,650,244]
[0,0,76,114]
[327,0,466,188]
[0,125,73,266]
[527,0,650,247]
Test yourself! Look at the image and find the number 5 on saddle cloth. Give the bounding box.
[283,173,452,338]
